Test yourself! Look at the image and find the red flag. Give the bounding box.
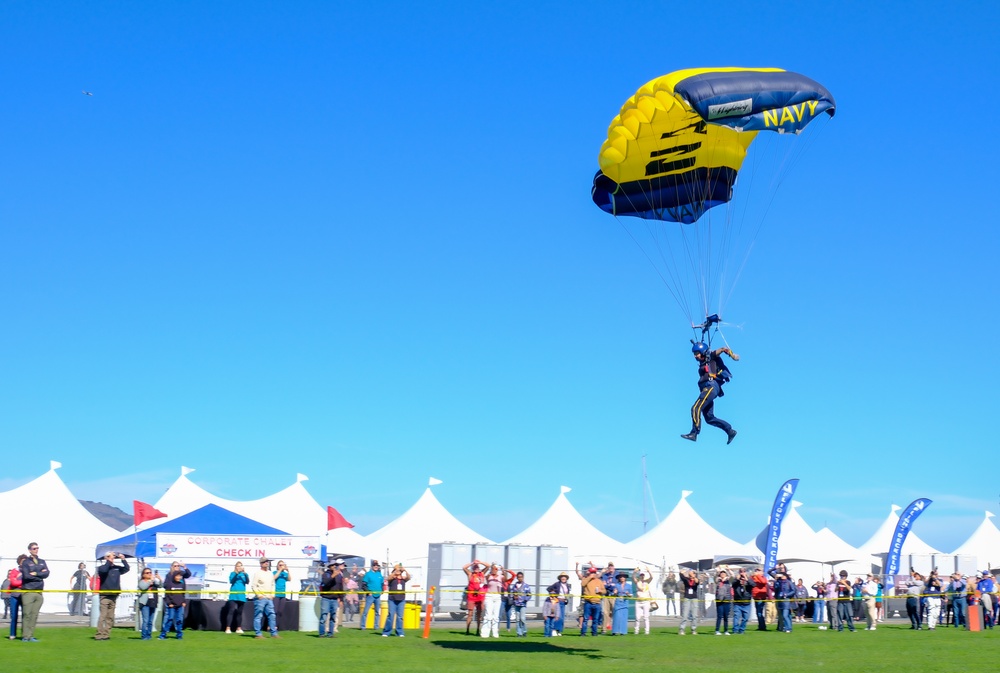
[327,506,354,531]
[133,500,167,527]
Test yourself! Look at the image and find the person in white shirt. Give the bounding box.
[251,558,279,638]
[861,574,879,630]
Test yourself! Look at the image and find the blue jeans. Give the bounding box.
[512,605,527,636]
[812,599,825,623]
[544,616,555,636]
[254,598,277,636]
[953,597,967,627]
[319,597,338,636]
[8,595,19,637]
[361,594,381,629]
[780,607,793,632]
[754,600,767,629]
[140,604,155,639]
[160,605,184,639]
[581,602,600,635]
[383,600,404,636]
[733,603,750,633]
[556,601,566,633]
[715,602,731,632]
[838,601,855,631]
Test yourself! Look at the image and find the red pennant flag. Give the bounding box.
[327,506,354,531]
[133,500,168,527]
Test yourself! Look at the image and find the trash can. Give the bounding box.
[403,602,422,630]
[299,595,319,633]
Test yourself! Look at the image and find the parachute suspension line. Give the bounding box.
[613,214,692,323]
[721,118,833,311]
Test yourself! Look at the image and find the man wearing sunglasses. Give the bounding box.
[20,543,49,642]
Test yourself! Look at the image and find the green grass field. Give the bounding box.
[3,622,992,672]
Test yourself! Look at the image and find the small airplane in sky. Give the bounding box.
[82,90,93,96]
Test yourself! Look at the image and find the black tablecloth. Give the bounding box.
[184,599,300,631]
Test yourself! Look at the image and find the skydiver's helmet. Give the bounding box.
[692,342,710,357]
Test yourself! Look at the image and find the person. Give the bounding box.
[875,579,884,622]
[95,551,130,640]
[714,569,733,635]
[977,571,995,629]
[543,591,560,637]
[835,570,856,632]
[508,571,531,637]
[251,557,280,638]
[609,572,631,635]
[773,571,795,633]
[662,571,678,616]
[137,567,161,640]
[19,542,49,642]
[546,571,572,637]
[0,573,10,621]
[948,573,967,628]
[678,569,700,635]
[904,571,923,630]
[851,577,864,621]
[824,573,840,631]
[69,562,91,616]
[343,571,360,622]
[6,554,27,640]
[463,561,487,635]
[481,564,512,638]
[225,561,249,634]
[731,568,753,634]
[319,562,342,637]
[599,562,617,632]
[750,567,769,631]
[382,564,410,637]
[360,560,385,630]
[925,570,944,629]
[861,573,879,630]
[794,578,809,622]
[159,561,191,639]
[580,567,605,636]
[680,342,739,444]
[811,578,827,627]
[633,567,652,635]
[273,560,291,625]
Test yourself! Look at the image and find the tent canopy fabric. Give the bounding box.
[628,491,742,566]
[951,511,1000,564]
[857,505,942,557]
[96,503,290,559]
[501,489,635,564]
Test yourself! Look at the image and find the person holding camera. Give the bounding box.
[924,570,944,629]
[94,552,130,640]
[382,564,410,637]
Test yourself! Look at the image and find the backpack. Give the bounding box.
[7,568,22,589]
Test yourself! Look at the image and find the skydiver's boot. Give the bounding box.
[680,432,697,442]
[726,429,737,445]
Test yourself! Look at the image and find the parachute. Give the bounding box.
[592,67,835,338]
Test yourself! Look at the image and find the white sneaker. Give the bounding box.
[691,629,697,635]
[724,631,730,636]
[225,628,231,634]
[235,628,244,634]
[715,631,721,636]
[818,625,827,630]
[678,628,685,635]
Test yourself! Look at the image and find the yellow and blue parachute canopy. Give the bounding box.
[592,67,835,224]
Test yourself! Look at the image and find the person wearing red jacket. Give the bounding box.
[750,567,770,631]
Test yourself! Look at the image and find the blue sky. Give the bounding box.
[2,1,998,554]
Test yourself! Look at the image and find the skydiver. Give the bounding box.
[680,341,739,444]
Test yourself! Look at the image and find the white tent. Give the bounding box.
[628,491,743,568]
[363,480,490,587]
[151,468,373,558]
[951,512,1000,568]
[0,462,120,614]
[857,504,942,565]
[746,502,863,580]
[501,486,636,567]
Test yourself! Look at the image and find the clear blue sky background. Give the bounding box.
[2,1,998,553]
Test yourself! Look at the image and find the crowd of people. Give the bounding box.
[4,543,999,642]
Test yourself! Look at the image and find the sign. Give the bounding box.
[155,533,322,560]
